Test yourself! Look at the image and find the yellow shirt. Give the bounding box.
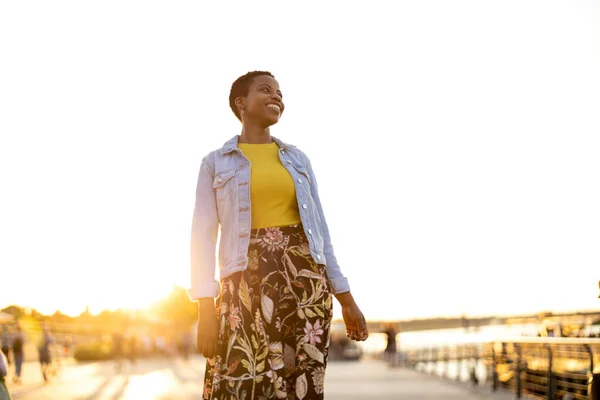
[238,142,301,229]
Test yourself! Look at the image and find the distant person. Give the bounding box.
[141,335,151,357]
[154,336,165,357]
[180,332,192,361]
[383,323,398,360]
[112,332,124,373]
[127,334,138,365]
[63,336,72,358]
[190,71,368,399]
[11,325,25,384]
[1,327,10,367]
[38,328,53,382]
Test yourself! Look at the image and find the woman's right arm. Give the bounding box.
[189,156,220,358]
[189,156,220,300]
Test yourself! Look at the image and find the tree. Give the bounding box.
[149,285,197,329]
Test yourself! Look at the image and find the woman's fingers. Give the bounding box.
[346,311,369,341]
[358,314,369,340]
[206,338,216,359]
[197,315,219,358]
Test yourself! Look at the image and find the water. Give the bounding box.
[357,322,544,385]
[358,322,541,354]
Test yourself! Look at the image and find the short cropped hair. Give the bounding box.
[229,71,275,121]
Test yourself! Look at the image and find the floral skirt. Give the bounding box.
[203,224,333,400]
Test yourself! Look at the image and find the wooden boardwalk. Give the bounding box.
[6,356,512,399]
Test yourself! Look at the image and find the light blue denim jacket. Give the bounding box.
[188,135,350,299]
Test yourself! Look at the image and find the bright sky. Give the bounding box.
[1,1,599,320]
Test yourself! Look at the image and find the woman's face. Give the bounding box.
[239,75,284,127]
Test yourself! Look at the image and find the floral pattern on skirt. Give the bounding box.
[203,224,333,400]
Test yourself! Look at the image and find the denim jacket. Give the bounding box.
[188,135,350,299]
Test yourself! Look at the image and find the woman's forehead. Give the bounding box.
[250,74,280,90]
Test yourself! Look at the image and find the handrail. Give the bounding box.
[392,337,600,400]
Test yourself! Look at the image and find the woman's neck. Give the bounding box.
[239,124,272,144]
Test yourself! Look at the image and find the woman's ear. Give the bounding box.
[234,97,245,116]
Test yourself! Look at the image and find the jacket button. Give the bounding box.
[217,177,223,183]
[308,229,313,235]
[286,160,291,164]
[297,178,303,184]
[316,255,322,260]
[302,204,307,209]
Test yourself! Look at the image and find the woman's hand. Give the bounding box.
[196,299,219,359]
[335,292,369,341]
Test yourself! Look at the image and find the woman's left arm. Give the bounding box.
[304,154,369,341]
[304,155,349,294]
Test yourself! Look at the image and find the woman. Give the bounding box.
[190,71,368,399]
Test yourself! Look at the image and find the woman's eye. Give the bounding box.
[261,87,269,93]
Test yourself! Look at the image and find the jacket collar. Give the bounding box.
[221,135,294,154]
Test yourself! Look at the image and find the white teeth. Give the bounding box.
[267,104,281,112]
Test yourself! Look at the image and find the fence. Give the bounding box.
[392,337,600,399]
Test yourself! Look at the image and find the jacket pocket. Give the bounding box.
[213,170,236,200]
[292,164,311,183]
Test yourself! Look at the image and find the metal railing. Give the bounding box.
[391,338,600,399]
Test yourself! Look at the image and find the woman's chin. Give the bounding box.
[262,116,280,127]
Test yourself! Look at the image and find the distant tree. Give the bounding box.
[96,309,130,332]
[150,285,197,329]
[1,305,25,318]
[50,310,73,324]
[1,305,44,320]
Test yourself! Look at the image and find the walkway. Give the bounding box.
[6,356,511,399]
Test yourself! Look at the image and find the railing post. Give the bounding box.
[470,344,480,386]
[457,345,462,382]
[431,346,435,373]
[445,346,450,379]
[491,345,499,392]
[546,345,555,400]
[515,344,522,399]
[586,344,599,400]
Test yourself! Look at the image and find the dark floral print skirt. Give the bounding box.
[203,224,333,400]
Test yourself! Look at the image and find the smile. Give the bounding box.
[267,104,281,113]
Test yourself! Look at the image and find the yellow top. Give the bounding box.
[238,142,301,229]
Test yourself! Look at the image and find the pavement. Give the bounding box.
[5,356,514,399]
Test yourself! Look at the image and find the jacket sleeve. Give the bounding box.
[304,154,351,294]
[187,155,220,300]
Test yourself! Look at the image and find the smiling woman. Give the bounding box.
[189,71,369,399]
